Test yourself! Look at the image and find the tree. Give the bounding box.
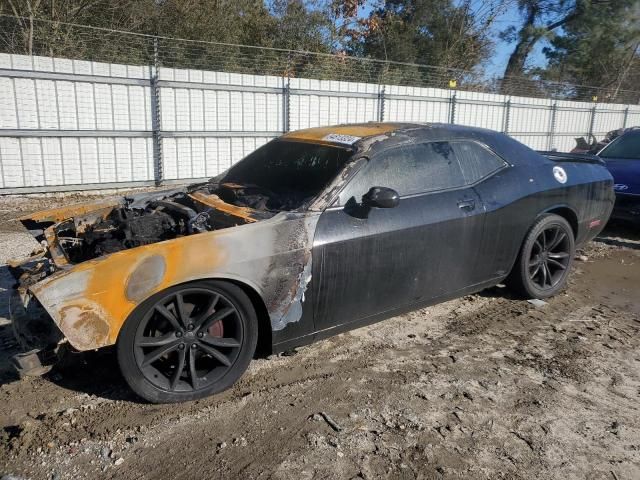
[537,0,640,102]
[269,0,333,52]
[1,0,155,55]
[499,1,635,92]
[350,0,501,70]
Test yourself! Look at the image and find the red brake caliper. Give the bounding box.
[208,320,224,338]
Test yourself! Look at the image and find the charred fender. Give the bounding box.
[27,212,318,351]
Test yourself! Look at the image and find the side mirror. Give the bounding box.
[362,186,400,209]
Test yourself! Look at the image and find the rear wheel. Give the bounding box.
[117,280,257,403]
[507,214,575,299]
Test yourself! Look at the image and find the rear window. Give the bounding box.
[453,141,506,184]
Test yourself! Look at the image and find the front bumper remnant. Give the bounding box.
[11,348,59,377]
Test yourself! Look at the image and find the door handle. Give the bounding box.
[457,199,475,211]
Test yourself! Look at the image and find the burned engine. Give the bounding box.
[51,190,262,264]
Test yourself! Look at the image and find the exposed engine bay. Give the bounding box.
[21,184,287,266]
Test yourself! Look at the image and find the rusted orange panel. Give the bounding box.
[43,226,69,267]
[31,231,227,349]
[189,191,258,222]
[19,198,120,223]
[282,123,401,142]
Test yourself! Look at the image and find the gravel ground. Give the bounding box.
[0,195,638,480]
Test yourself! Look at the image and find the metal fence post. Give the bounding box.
[622,106,629,128]
[377,85,386,122]
[587,104,597,139]
[449,92,457,124]
[282,76,290,133]
[282,52,291,133]
[150,36,163,186]
[547,102,557,151]
[503,99,511,134]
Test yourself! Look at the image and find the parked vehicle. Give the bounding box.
[570,127,639,155]
[9,123,614,403]
[596,128,640,222]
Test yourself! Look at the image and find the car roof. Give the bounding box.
[621,128,640,136]
[281,122,408,144]
[281,122,505,148]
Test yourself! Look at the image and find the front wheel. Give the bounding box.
[117,280,258,403]
[507,214,575,299]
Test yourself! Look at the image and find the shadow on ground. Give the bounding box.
[596,220,640,250]
[50,349,140,403]
[0,265,20,385]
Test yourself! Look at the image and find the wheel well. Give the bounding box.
[546,207,578,239]
[506,207,579,280]
[225,279,273,358]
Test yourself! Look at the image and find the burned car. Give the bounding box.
[9,123,614,403]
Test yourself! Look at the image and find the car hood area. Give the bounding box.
[16,185,280,267]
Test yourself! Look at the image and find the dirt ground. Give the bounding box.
[0,195,639,480]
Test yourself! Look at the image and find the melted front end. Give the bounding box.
[8,185,275,374]
[18,186,273,267]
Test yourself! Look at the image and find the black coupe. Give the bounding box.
[11,123,614,402]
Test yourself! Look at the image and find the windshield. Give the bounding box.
[599,132,640,160]
[214,139,353,211]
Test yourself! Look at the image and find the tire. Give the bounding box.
[117,280,258,403]
[507,214,575,299]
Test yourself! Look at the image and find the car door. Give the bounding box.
[312,141,486,333]
[451,139,512,281]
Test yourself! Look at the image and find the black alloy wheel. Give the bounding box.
[118,281,257,403]
[507,214,575,299]
[527,225,572,290]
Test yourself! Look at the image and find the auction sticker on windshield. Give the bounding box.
[322,134,362,145]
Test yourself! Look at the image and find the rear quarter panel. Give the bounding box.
[472,133,613,278]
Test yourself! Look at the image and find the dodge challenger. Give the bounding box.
[9,123,614,403]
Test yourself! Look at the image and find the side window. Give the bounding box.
[339,142,465,204]
[452,141,506,184]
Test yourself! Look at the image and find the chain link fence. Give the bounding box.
[2,15,639,103]
[0,15,639,192]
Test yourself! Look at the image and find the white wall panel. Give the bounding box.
[552,134,582,153]
[555,101,591,136]
[289,77,378,130]
[626,109,640,127]
[384,85,450,123]
[22,138,45,186]
[510,98,552,137]
[0,138,23,187]
[592,106,627,136]
[0,52,637,191]
[0,77,18,129]
[41,138,64,185]
[97,138,117,183]
[510,134,549,151]
[60,138,82,184]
